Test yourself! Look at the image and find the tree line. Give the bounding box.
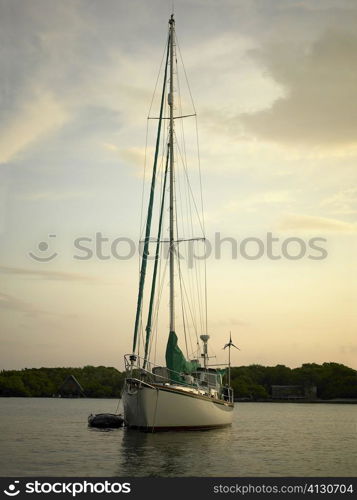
[0,366,125,398]
[0,362,356,399]
[229,362,357,399]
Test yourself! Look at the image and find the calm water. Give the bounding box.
[0,398,355,476]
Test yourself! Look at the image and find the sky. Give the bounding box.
[0,0,356,371]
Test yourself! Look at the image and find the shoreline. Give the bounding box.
[235,398,357,404]
[1,395,356,404]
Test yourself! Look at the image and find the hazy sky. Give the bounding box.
[1,0,356,371]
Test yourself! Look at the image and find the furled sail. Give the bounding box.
[165,331,199,383]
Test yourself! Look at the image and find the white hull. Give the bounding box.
[122,381,234,431]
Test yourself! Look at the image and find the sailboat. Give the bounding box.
[122,15,234,431]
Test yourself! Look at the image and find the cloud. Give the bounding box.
[0,292,48,317]
[0,91,68,164]
[279,214,357,233]
[17,190,94,202]
[240,29,357,146]
[209,318,248,328]
[0,266,97,282]
[118,147,148,171]
[225,190,294,213]
[0,291,78,319]
[320,188,357,215]
[117,147,146,167]
[106,145,156,179]
[340,344,357,355]
[279,0,356,12]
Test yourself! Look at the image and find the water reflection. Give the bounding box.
[119,426,233,476]
[1,400,355,476]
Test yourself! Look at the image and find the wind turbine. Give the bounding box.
[223,332,240,386]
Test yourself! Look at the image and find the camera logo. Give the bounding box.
[28,234,58,262]
[3,481,20,496]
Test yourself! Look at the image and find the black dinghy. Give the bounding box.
[88,413,124,428]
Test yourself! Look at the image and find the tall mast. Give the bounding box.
[168,14,175,334]
[131,32,170,355]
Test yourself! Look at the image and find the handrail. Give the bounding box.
[125,377,159,391]
[124,353,234,403]
[124,355,197,388]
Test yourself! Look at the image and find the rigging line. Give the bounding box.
[186,180,204,338]
[180,259,195,358]
[185,252,199,347]
[176,34,206,340]
[178,156,205,337]
[139,33,169,243]
[175,34,197,115]
[168,15,177,336]
[174,115,188,251]
[191,239,204,337]
[148,262,167,364]
[176,61,189,187]
[175,61,190,245]
[176,86,207,338]
[139,119,149,244]
[174,176,190,358]
[149,181,170,365]
[147,37,169,118]
[194,116,205,234]
[181,272,194,359]
[140,105,170,242]
[160,86,169,188]
[174,133,205,235]
[141,33,170,244]
[176,63,201,339]
[138,86,168,321]
[195,242,205,335]
[175,59,190,207]
[176,146,200,351]
[176,257,200,341]
[138,318,143,364]
[184,290,194,358]
[174,137,197,352]
[173,89,198,338]
[156,129,169,230]
[174,132,205,337]
[176,31,206,347]
[194,114,208,333]
[143,145,170,369]
[140,138,166,293]
[175,151,199,343]
[177,46,196,254]
[179,53,207,336]
[140,237,205,243]
[148,230,164,364]
[132,32,170,354]
[148,247,169,364]
[146,132,169,365]
[184,210,200,345]
[147,114,196,120]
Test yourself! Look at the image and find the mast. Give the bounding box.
[131,33,170,355]
[168,14,175,334]
[143,148,170,368]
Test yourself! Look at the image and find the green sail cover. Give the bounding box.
[165,331,199,383]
